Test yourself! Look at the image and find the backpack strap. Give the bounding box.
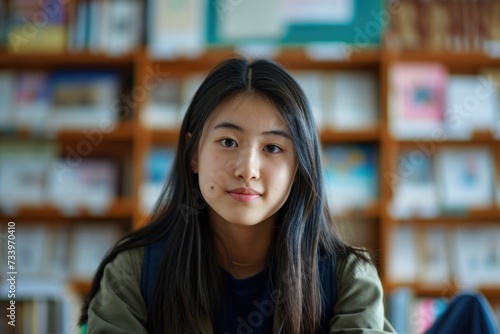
[141,238,168,313]
[318,252,337,333]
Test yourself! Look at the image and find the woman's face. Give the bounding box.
[191,93,298,228]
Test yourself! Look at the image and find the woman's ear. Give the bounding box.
[191,150,199,174]
[186,132,199,174]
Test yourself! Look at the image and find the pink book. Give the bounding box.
[390,63,448,123]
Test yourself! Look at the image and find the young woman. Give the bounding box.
[79,57,395,334]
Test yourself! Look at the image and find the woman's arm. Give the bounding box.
[88,247,148,334]
[330,253,396,334]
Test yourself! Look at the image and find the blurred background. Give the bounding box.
[0,0,499,333]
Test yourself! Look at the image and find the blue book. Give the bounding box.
[388,288,412,334]
[322,144,378,212]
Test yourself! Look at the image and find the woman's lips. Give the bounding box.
[227,187,262,202]
[228,192,261,202]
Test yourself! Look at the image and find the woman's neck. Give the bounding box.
[210,210,276,279]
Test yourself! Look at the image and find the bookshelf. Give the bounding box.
[1,0,500,331]
[1,46,499,329]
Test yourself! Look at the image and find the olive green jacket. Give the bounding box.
[87,247,396,333]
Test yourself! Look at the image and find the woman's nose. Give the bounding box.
[233,148,260,182]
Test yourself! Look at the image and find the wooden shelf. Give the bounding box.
[384,280,500,299]
[0,122,134,141]
[333,202,381,220]
[392,206,500,225]
[274,48,380,70]
[147,129,180,144]
[59,122,134,141]
[0,51,137,68]
[151,48,380,74]
[320,127,380,143]
[383,51,500,68]
[70,279,92,296]
[394,131,500,147]
[0,197,132,221]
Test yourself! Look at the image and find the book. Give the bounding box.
[13,72,51,130]
[425,0,453,51]
[47,158,118,214]
[412,297,448,334]
[390,150,438,218]
[444,75,498,139]
[485,0,500,56]
[387,288,413,334]
[6,1,67,53]
[87,0,103,53]
[393,0,421,51]
[0,224,69,298]
[479,68,500,139]
[0,71,15,131]
[0,292,84,333]
[387,226,418,283]
[0,0,6,48]
[418,228,450,285]
[69,224,122,279]
[0,141,57,211]
[389,63,448,139]
[86,0,142,55]
[103,0,142,55]
[435,147,495,210]
[453,227,500,287]
[497,152,500,207]
[388,0,492,54]
[322,144,378,214]
[291,71,324,128]
[179,73,205,122]
[72,0,89,52]
[141,77,181,129]
[148,0,206,58]
[140,147,176,213]
[325,71,378,130]
[48,70,120,130]
[14,224,51,278]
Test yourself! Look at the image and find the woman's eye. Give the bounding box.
[220,139,237,147]
[264,145,282,153]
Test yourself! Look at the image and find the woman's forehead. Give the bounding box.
[205,93,287,130]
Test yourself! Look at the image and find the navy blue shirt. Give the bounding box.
[213,267,275,334]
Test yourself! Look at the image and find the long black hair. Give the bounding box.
[79,57,368,334]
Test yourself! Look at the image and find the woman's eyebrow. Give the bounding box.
[213,122,291,139]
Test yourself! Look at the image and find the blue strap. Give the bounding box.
[141,238,168,314]
[318,253,337,333]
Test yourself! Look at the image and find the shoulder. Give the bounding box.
[88,246,148,333]
[101,246,144,285]
[335,250,379,285]
[329,250,397,332]
[92,246,145,302]
[334,250,383,306]
[111,246,144,270]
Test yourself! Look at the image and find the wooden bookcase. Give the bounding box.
[1,48,499,308]
[0,48,500,297]
[380,51,500,307]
